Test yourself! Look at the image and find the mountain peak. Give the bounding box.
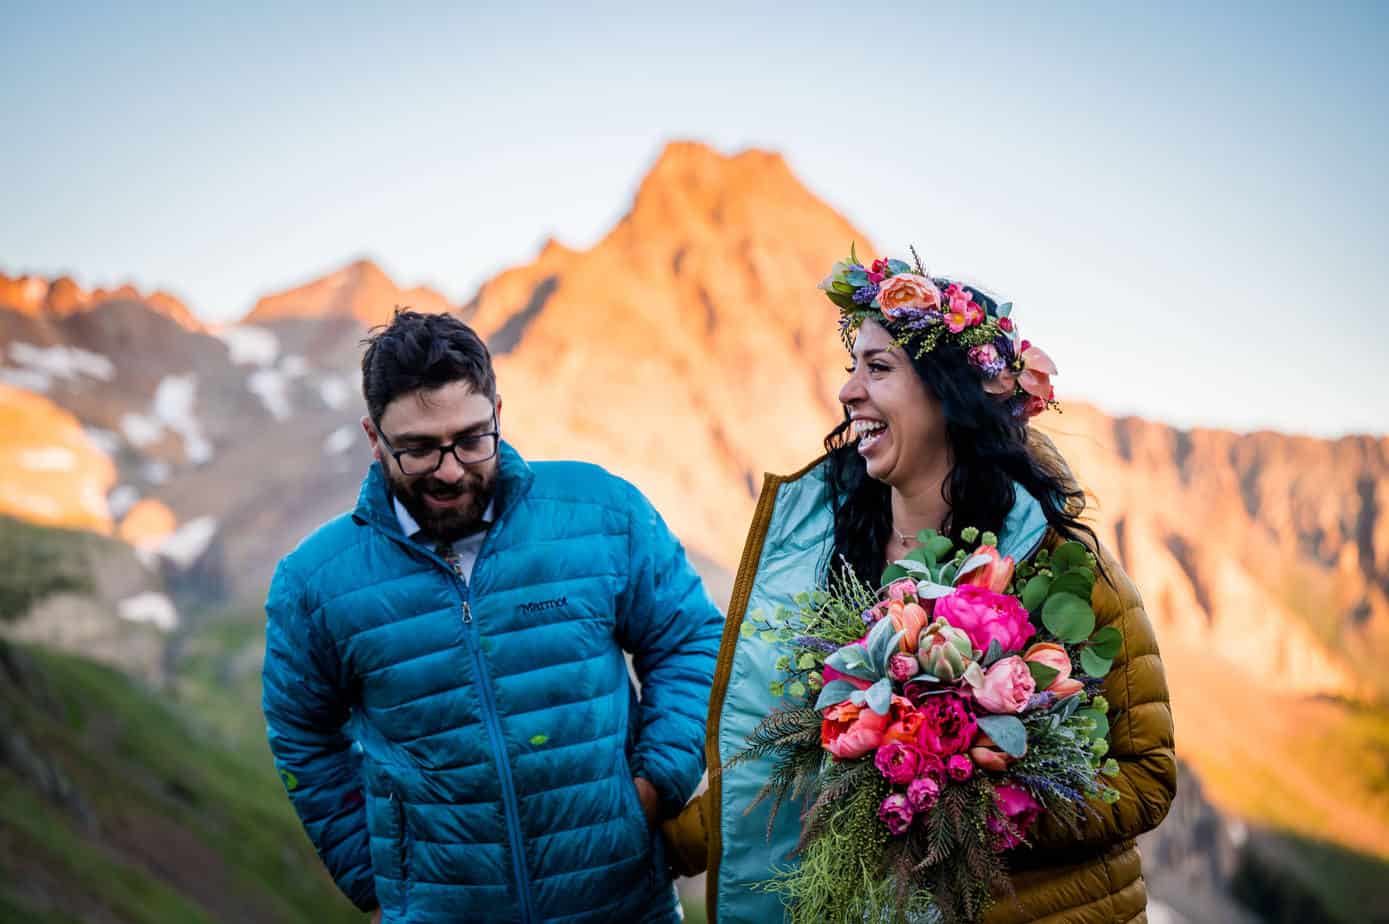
[243,258,452,327]
[0,270,203,331]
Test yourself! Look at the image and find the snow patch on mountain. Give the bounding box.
[17,447,78,472]
[119,374,213,464]
[118,591,180,632]
[2,341,116,391]
[215,324,280,366]
[323,425,356,455]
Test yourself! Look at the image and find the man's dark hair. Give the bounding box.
[361,309,497,424]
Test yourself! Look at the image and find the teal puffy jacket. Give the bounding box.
[262,443,723,923]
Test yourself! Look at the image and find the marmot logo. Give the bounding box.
[519,596,567,615]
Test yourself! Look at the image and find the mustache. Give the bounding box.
[414,477,473,498]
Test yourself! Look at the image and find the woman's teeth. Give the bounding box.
[854,419,887,451]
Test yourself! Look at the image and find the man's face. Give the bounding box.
[363,380,502,542]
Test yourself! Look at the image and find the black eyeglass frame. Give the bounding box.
[376,413,500,475]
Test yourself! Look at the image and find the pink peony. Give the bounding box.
[946,754,974,781]
[956,544,1015,594]
[988,784,1043,850]
[875,740,926,785]
[935,585,1036,655]
[973,656,1036,715]
[914,692,978,756]
[877,273,941,320]
[879,792,915,836]
[821,700,890,760]
[907,774,942,812]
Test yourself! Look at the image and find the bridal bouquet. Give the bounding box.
[733,529,1122,923]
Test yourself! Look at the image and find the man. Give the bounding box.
[262,310,723,923]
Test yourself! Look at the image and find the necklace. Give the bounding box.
[892,525,916,546]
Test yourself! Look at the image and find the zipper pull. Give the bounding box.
[462,601,472,623]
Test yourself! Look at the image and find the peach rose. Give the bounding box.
[877,273,941,320]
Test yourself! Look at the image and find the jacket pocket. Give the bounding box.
[389,792,413,914]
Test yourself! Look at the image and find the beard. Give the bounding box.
[387,461,497,543]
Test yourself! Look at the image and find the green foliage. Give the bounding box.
[0,516,95,621]
[0,643,362,923]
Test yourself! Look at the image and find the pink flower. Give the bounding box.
[935,585,1036,655]
[988,784,1042,850]
[821,700,890,760]
[964,301,985,327]
[1023,642,1084,699]
[879,792,915,836]
[1024,395,1049,418]
[984,335,1058,400]
[907,774,942,812]
[946,754,974,781]
[875,740,925,785]
[888,653,918,683]
[877,273,941,320]
[973,656,1036,715]
[944,304,971,333]
[956,544,1015,594]
[886,578,917,602]
[999,317,1014,332]
[914,692,978,756]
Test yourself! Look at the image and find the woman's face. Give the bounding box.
[837,319,947,486]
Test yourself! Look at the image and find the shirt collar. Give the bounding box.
[392,494,495,543]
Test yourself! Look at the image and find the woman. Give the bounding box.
[663,254,1176,924]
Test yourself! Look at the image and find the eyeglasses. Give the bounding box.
[378,414,500,475]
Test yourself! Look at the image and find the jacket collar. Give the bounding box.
[351,440,534,537]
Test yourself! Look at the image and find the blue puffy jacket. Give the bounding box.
[262,443,723,923]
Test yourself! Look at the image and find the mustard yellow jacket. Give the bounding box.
[663,453,1177,924]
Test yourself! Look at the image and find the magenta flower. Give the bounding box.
[875,740,925,785]
[878,792,915,836]
[907,774,942,812]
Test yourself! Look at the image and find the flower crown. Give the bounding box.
[820,244,1058,419]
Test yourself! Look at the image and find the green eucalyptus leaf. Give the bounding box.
[814,678,857,710]
[1049,570,1094,601]
[740,622,756,639]
[1089,626,1123,659]
[1052,541,1089,572]
[981,639,1005,668]
[788,681,807,699]
[1080,648,1113,678]
[1041,593,1095,643]
[825,645,877,682]
[797,652,818,670]
[1021,575,1052,612]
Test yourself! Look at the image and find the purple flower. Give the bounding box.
[895,308,942,331]
[907,775,942,812]
[994,334,1016,364]
[794,636,839,654]
[878,792,915,836]
[969,344,1007,377]
[853,283,880,305]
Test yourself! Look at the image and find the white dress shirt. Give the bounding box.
[393,495,495,583]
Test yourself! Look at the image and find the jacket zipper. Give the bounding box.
[455,579,537,924]
[366,520,538,924]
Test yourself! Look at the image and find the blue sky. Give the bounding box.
[3,2,1386,436]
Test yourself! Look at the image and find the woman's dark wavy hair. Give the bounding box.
[823,323,1099,588]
